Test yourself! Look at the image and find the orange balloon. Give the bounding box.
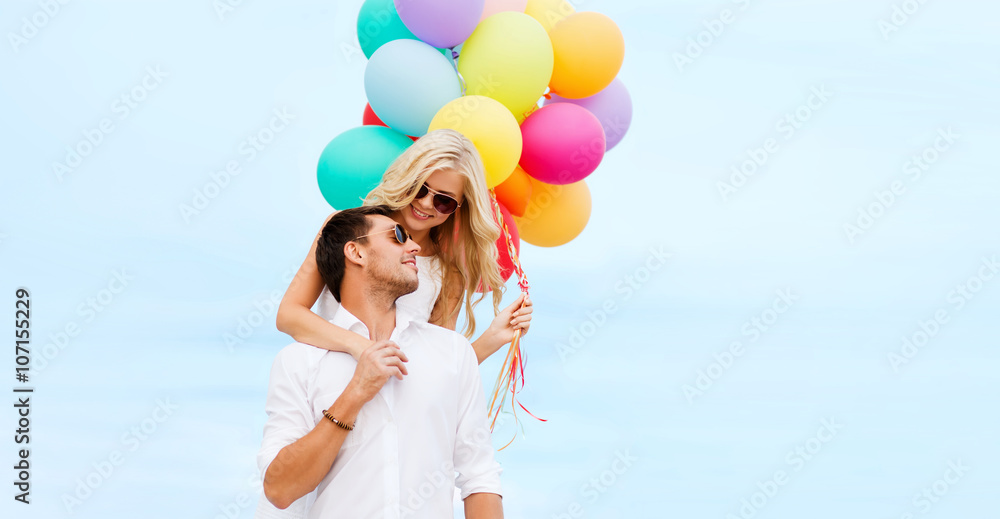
[494,166,533,217]
[549,12,624,99]
[514,176,591,247]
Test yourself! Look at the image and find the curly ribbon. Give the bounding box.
[486,191,545,450]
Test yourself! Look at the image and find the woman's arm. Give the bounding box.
[430,272,533,365]
[275,212,374,359]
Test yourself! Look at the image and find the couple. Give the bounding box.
[255,130,533,518]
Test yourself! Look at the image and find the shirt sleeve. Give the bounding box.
[452,336,503,499]
[257,346,315,480]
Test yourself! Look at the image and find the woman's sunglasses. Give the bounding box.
[415,183,461,215]
[354,223,411,245]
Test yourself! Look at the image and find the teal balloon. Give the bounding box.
[364,39,462,137]
[357,0,417,58]
[316,126,413,210]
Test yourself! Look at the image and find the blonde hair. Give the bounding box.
[364,128,505,338]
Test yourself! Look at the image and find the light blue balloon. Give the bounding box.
[364,39,462,137]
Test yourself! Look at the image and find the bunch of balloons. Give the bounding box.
[316,0,633,282]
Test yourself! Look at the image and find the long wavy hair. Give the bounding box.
[364,128,504,338]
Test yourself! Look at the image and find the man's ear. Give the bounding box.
[343,241,365,267]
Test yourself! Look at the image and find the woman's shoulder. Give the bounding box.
[415,254,444,274]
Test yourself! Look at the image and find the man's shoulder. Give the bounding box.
[271,342,334,373]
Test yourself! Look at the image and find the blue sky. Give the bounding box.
[2,0,999,517]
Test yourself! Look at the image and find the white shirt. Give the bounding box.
[256,301,502,519]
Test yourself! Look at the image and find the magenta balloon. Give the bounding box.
[394,0,485,49]
[519,103,605,185]
[545,78,632,151]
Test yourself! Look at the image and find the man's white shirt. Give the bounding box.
[256,303,502,518]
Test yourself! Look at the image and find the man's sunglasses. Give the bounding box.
[415,183,461,215]
[354,223,411,245]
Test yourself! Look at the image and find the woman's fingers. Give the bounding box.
[503,294,525,315]
[382,352,408,379]
[510,294,532,318]
[373,341,408,380]
[511,303,533,325]
[511,315,531,326]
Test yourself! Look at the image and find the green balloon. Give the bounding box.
[316,126,413,210]
[357,0,418,58]
[356,0,451,59]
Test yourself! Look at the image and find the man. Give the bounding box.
[256,205,503,518]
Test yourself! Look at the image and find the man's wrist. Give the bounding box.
[330,385,365,424]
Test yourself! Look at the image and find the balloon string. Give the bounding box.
[447,46,467,96]
[485,192,543,450]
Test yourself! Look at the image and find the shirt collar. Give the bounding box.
[329,301,420,342]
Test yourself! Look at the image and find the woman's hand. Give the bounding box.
[471,293,533,364]
[488,293,533,344]
[350,338,378,362]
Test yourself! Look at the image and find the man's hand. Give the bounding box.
[348,340,409,403]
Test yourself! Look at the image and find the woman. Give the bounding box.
[277,129,532,364]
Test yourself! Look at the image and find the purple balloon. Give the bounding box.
[545,78,633,151]
[394,0,485,49]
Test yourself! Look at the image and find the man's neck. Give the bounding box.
[340,285,397,342]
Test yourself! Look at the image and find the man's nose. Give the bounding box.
[407,238,420,255]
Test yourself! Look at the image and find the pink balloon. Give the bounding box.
[519,103,605,185]
[545,78,632,151]
[480,0,528,22]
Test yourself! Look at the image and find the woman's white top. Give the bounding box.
[314,254,443,327]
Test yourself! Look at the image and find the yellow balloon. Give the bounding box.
[514,177,591,247]
[429,95,522,188]
[458,12,554,122]
[524,0,575,32]
[549,12,625,99]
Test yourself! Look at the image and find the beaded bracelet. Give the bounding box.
[322,409,355,431]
